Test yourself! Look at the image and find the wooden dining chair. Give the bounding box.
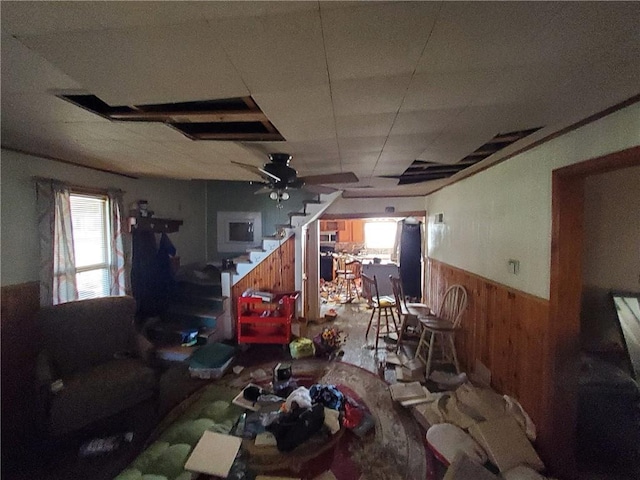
[389,275,431,353]
[415,284,468,377]
[362,274,398,351]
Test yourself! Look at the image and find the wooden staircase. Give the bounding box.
[151,267,232,361]
[153,191,341,353]
[218,191,342,325]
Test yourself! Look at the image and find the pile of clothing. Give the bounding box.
[239,383,373,452]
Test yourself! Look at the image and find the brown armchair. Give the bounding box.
[35,296,158,436]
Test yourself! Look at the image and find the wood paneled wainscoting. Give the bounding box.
[1,282,41,462]
[231,235,296,319]
[426,258,549,440]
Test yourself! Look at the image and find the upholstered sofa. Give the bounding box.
[36,296,159,436]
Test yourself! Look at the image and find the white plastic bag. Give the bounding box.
[284,386,312,411]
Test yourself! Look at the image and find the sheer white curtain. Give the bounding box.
[107,189,128,296]
[36,180,78,305]
[36,181,129,305]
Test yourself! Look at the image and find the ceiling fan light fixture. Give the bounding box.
[280,192,290,201]
[269,191,279,200]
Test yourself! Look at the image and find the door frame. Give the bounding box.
[544,145,640,476]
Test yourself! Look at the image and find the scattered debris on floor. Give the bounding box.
[387,362,553,479]
[319,278,364,305]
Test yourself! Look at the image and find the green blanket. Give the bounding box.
[114,385,243,480]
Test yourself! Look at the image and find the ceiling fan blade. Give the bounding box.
[231,160,263,178]
[300,172,359,185]
[304,185,337,194]
[253,185,273,195]
[258,167,281,183]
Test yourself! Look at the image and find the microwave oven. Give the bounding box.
[320,231,337,243]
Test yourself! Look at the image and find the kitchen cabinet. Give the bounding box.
[321,220,346,232]
[337,219,364,243]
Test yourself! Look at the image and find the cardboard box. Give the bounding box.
[291,318,308,337]
[468,416,544,472]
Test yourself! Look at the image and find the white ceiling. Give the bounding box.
[1,1,639,196]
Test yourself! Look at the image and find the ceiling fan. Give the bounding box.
[231,153,359,198]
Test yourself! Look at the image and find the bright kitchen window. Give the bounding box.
[364,220,397,249]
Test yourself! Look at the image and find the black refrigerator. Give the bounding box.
[399,219,422,300]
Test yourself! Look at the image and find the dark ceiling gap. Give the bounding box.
[385,127,542,185]
[57,94,285,142]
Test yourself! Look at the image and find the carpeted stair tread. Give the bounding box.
[166,304,222,319]
[172,292,225,309]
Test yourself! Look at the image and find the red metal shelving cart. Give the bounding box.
[237,293,298,345]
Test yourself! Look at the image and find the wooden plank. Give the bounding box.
[193,132,284,141]
[231,236,296,322]
[110,110,268,123]
[426,258,549,435]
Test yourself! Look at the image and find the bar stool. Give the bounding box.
[362,274,398,351]
[415,285,468,378]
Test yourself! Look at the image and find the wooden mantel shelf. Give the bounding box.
[128,216,183,234]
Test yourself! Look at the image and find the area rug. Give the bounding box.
[116,358,430,480]
[221,358,429,480]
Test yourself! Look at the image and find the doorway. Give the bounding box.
[317,214,425,317]
[546,145,640,477]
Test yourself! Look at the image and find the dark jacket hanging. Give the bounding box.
[131,231,176,320]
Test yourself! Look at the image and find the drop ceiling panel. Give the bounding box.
[281,139,339,157]
[390,109,462,137]
[402,70,492,111]
[87,1,318,30]
[293,152,341,170]
[18,23,249,105]
[335,113,396,138]
[253,85,335,141]
[211,10,328,94]
[382,134,438,156]
[0,35,82,94]
[1,93,107,126]
[339,153,380,168]
[375,150,423,168]
[121,123,194,143]
[534,2,640,68]
[321,2,439,81]
[415,1,563,74]
[331,74,412,116]
[338,136,387,155]
[0,1,103,35]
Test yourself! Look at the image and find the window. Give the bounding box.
[364,221,397,249]
[70,193,111,300]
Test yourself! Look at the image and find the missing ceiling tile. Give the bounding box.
[384,127,542,185]
[57,94,284,142]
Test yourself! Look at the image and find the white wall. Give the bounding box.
[325,196,426,215]
[426,102,640,299]
[581,166,640,349]
[0,149,207,286]
[583,166,640,292]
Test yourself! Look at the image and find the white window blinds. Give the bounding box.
[70,194,110,300]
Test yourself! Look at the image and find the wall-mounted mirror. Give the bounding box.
[612,291,640,380]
